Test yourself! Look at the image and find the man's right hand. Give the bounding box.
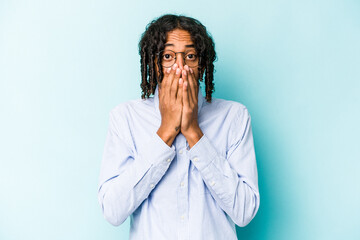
[157,63,184,147]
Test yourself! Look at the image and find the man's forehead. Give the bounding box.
[164,43,195,48]
[165,29,194,45]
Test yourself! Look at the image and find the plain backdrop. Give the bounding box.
[0,0,359,239]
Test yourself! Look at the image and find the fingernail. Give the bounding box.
[172,63,178,70]
[184,65,189,71]
[176,68,181,75]
[179,78,183,85]
[190,68,193,73]
[167,68,171,73]
[182,70,187,76]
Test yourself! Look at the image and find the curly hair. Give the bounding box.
[138,14,217,103]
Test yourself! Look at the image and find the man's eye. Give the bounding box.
[163,54,172,60]
[186,54,196,60]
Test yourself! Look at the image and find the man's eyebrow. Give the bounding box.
[164,43,195,48]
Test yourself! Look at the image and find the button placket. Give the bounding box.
[175,138,189,240]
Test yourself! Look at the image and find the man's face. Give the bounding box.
[155,29,200,85]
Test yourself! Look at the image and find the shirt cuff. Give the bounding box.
[188,134,217,171]
[139,132,176,167]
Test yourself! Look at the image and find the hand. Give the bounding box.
[157,63,184,147]
[180,65,203,148]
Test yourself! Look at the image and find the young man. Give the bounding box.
[98,14,260,240]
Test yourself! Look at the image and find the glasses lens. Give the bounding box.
[185,52,198,67]
[160,50,176,68]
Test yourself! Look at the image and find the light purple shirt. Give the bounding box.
[98,85,260,240]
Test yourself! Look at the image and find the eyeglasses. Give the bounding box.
[157,49,199,68]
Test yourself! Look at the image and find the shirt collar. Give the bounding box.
[154,84,205,117]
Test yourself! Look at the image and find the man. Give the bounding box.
[98,14,260,240]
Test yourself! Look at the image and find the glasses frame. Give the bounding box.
[156,49,199,68]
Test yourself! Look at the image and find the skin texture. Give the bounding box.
[155,29,204,148]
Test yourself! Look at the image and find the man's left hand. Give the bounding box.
[180,65,204,148]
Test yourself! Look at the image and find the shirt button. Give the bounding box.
[150,184,155,189]
[180,182,185,187]
[181,215,185,220]
[210,181,216,186]
[166,158,171,162]
[179,149,183,154]
[193,157,199,162]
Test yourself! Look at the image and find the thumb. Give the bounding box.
[177,78,183,104]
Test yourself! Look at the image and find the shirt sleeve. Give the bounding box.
[188,106,260,227]
[97,108,176,226]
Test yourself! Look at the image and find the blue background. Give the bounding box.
[1,0,359,239]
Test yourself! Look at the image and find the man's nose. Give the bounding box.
[175,53,185,70]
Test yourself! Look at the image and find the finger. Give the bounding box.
[177,78,183,105]
[180,69,187,99]
[184,66,194,104]
[188,67,198,101]
[183,80,190,108]
[171,67,181,101]
[185,65,196,104]
[164,63,177,100]
[161,67,171,88]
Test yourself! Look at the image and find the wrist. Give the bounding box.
[157,125,177,147]
[183,126,203,148]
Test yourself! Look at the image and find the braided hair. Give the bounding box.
[138,14,217,103]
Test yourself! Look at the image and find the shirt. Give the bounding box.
[97,85,260,240]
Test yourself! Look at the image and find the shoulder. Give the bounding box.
[203,97,251,121]
[210,97,248,111]
[109,97,155,118]
[106,97,155,138]
[209,98,253,144]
